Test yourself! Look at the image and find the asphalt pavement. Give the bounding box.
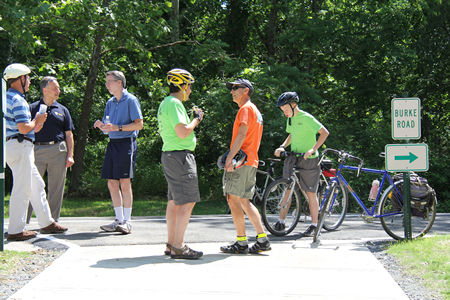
[3,214,450,299]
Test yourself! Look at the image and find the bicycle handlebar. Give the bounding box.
[320,148,364,177]
[280,151,305,158]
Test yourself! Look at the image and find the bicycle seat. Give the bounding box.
[320,159,333,170]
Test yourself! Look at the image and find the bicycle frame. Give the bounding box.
[320,165,404,218]
[254,167,276,202]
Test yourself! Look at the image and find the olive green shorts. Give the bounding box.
[222,165,257,199]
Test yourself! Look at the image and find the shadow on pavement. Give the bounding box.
[90,253,232,268]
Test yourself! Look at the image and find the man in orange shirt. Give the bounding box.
[220,79,271,254]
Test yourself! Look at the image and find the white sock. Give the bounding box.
[123,207,132,222]
[311,223,317,227]
[278,218,285,224]
[114,207,124,223]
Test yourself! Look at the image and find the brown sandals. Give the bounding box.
[164,243,173,256]
[170,245,203,259]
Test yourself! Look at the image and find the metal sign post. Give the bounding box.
[388,97,425,240]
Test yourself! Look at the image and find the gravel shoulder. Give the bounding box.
[366,240,444,300]
[0,248,65,299]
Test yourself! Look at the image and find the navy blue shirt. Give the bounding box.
[30,99,75,142]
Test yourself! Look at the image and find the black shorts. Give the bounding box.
[283,156,321,193]
[101,137,137,179]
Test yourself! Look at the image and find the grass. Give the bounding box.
[0,250,32,274]
[3,196,228,218]
[387,235,450,300]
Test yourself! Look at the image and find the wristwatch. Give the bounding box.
[119,125,123,131]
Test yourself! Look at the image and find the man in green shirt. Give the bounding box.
[157,68,204,259]
[274,92,329,236]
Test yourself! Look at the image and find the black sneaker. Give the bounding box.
[302,225,317,237]
[249,239,271,254]
[220,242,249,254]
[274,221,285,231]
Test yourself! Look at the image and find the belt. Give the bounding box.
[164,150,193,154]
[6,135,33,143]
[34,141,59,145]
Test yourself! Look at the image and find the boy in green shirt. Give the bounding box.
[273,92,329,236]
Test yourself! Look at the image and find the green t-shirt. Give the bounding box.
[286,110,323,158]
[157,96,196,151]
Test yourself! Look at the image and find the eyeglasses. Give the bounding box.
[105,79,119,85]
[231,86,245,90]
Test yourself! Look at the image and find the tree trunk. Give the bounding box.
[266,0,279,57]
[69,32,104,194]
[171,0,180,42]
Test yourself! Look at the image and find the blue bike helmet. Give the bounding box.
[217,150,248,170]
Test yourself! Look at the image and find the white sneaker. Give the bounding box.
[116,221,132,234]
[100,219,120,232]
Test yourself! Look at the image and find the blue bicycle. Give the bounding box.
[314,149,437,242]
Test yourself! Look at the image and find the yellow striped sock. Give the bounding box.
[237,236,247,242]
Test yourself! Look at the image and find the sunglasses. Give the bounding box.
[231,86,245,90]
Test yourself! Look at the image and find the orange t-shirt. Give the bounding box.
[230,101,263,167]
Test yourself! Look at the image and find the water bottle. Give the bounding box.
[103,115,110,134]
[368,179,380,201]
[39,104,47,114]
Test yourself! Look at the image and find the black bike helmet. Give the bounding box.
[277,92,299,125]
[217,150,248,170]
[276,92,299,107]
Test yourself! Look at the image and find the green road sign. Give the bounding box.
[391,98,421,140]
[385,144,428,172]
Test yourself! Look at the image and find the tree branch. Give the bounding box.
[100,40,198,56]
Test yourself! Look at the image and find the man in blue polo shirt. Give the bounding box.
[26,76,75,223]
[94,70,143,234]
[3,63,67,241]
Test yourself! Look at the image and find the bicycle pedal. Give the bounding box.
[361,214,374,223]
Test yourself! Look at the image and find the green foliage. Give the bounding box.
[1,0,448,210]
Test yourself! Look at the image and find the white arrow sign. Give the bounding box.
[385,144,428,172]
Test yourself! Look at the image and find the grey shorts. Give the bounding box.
[283,156,321,193]
[222,165,257,199]
[161,151,200,205]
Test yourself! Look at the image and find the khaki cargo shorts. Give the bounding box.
[222,165,257,199]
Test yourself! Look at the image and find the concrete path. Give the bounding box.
[9,240,407,300]
[5,214,449,299]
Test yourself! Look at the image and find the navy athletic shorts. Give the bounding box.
[101,137,137,179]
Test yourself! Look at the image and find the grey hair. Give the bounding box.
[106,70,126,88]
[40,76,58,93]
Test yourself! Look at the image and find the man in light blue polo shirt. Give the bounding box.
[4,63,68,241]
[94,70,143,234]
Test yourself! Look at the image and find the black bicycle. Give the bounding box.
[261,152,346,236]
[225,158,281,213]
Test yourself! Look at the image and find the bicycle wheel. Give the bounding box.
[379,182,437,240]
[261,178,302,236]
[322,179,348,231]
[313,181,337,242]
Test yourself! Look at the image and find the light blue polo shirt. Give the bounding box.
[102,89,143,139]
[5,88,34,141]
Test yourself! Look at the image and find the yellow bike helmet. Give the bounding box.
[167,68,194,101]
